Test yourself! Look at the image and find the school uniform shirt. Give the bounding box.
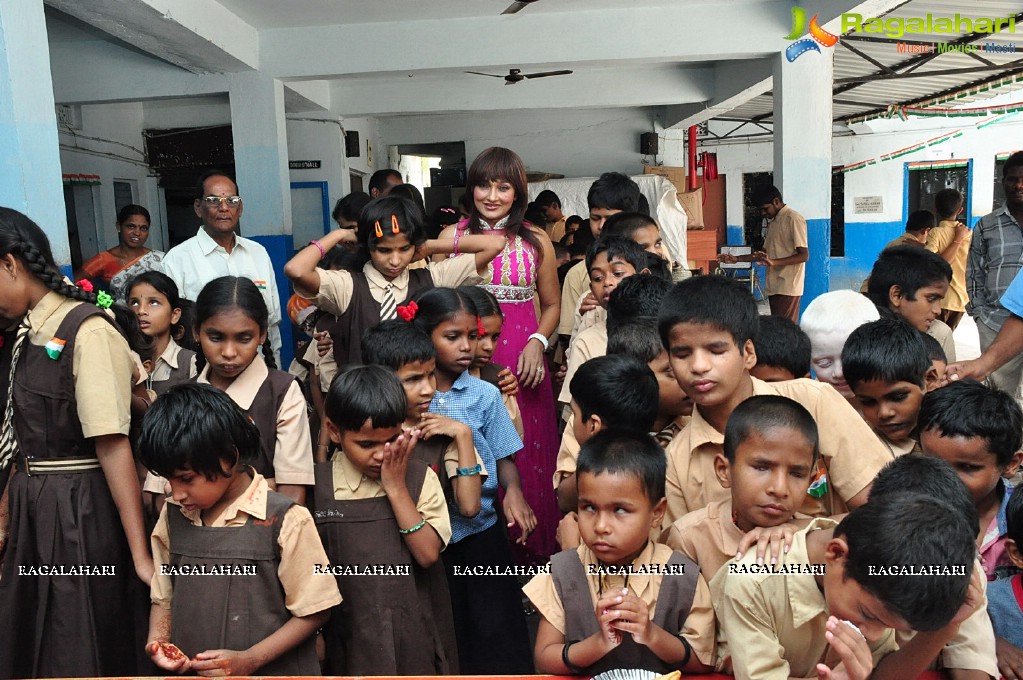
[763,205,809,297]
[987,573,1023,648]
[882,232,924,251]
[522,541,717,667]
[330,452,451,547]
[571,293,607,340]
[926,318,957,362]
[148,338,197,385]
[150,471,342,615]
[711,518,897,679]
[926,219,971,312]
[160,229,282,361]
[546,217,567,245]
[307,255,480,316]
[557,321,607,405]
[664,378,891,526]
[559,260,590,337]
[469,367,524,438]
[662,498,744,582]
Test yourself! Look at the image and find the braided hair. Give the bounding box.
[0,207,97,304]
[193,276,276,372]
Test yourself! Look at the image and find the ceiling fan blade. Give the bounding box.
[465,71,504,78]
[501,1,530,15]
[523,70,574,79]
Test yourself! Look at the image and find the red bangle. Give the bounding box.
[310,239,326,258]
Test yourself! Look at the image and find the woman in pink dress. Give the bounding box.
[439,147,562,564]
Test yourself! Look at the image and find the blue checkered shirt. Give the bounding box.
[967,204,1023,331]
[430,371,523,543]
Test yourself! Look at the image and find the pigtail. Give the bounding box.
[18,240,99,304]
[195,348,208,374]
[261,337,277,370]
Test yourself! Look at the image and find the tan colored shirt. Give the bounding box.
[664,378,890,526]
[330,451,452,548]
[662,498,743,581]
[150,471,342,617]
[149,338,197,385]
[559,260,590,337]
[763,205,808,296]
[547,217,567,244]
[523,541,717,667]
[26,291,134,438]
[884,232,925,251]
[926,220,971,312]
[926,317,957,363]
[711,518,897,678]
[558,322,608,405]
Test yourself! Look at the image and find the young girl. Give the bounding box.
[140,383,340,675]
[314,365,458,674]
[127,271,196,397]
[284,195,505,368]
[408,286,535,674]
[0,207,153,678]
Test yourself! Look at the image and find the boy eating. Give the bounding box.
[526,430,716,675]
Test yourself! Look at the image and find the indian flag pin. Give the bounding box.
[45,337,66,360]
[808,465,829,499]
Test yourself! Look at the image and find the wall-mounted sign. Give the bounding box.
[853,196,883,214]
[289,160,321,169]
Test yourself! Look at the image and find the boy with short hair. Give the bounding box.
[866,243,957,361]
[987,486,1023,669]
[926,187,970,330]
[800,290,880,408]
[919,330,948,392]
[842,317,933,457]
[658,275,892,523]
[750,315,812,382]
[526,430,716,675]
[663,395,818,579]
[712,493,978,680]
[535,189,567,243]
[885,209,936,250]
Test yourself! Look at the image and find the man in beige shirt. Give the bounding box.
[926,188,971,330]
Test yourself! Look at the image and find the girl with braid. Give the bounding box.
[0,207,154,679]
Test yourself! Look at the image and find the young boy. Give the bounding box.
[526,430,716,675]
[926,187,970,330]
[987,486,1023,671]
[800,290,880,407]
[663,395,818,579]
[361,320,484,518]
[920,331,948,392]
[842,317,933,457]
[884,209,936,250]
[315,365,458,674]
[555,354,659,512]
[712,492,977,680]
[750,315,812,382]
[139,383,341,675]
[535,189,568,243]
[866,243,957,361]
[658,275,892,523]
[917,378,1023,580]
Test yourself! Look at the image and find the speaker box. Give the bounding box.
[344,131,360,158]
[640,132,659,155]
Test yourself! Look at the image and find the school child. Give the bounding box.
[712,493,978,680]
[917,378,1023,580]
[311,365,457,674]
[361,319,484,518]
[926,187,970,330]
[139,383,339,676]
[987,486,1023,672]
[408,286,534,674]
[525,430,716,675]
[842,317,933,457]
[750,315,811,382]
[919,331,948,392]
[663,395,818,580]
[658,275,893,524]
[284,195,504,367]
[869,454,1000,680]
[866,243,957,361]
[127,271,197,396]
[0,207,154,679]
[800,290,880,407]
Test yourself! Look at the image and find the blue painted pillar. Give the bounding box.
[0,0,68,265]
[773,49,833,310]
[229,72,294,367]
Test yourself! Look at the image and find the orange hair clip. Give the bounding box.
[391,214,401,234]
[374,220,383,238]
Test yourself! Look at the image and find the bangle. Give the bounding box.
[562,640,583,674]
[453,229,462,256]
[456,464,482,476]
[398,517,427,534]
[677,633,692,668]
[310,239,326,258]
[527,332,549,351]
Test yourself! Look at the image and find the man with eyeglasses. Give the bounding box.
[160,169,283,365]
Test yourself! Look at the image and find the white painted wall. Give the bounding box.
[286,117,345,216]
[339,116,382,192]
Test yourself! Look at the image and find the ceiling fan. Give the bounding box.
[501,0,541,15]
[466,68,573,85]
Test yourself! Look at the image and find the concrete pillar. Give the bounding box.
[773,49,833,310]
[0,0,69,266]
[229,72,294,366]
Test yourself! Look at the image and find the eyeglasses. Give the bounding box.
[202,195,242,207]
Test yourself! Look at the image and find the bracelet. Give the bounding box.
[562,640,583,674]
[456,464,482,476]
[677,633,692,668]
[310,239,326,258]
[398,517,427,534]
[453,229,462,256]
[527,332,550,351]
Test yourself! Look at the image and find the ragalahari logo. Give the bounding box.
[785,7,839,61]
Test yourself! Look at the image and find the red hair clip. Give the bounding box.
[397,301,418,321]
[477,316,486,337]
[374,220,384,238]
[75,279,94,293]
[391,214,401,234]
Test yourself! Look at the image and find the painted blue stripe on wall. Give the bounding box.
[726,225,744,245]
[802,217,831,316]
[829,221,904,292]
[249,233,296,368]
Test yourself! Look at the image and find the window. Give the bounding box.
[831,170,845,257]
[906,160,972,225]
[113,180,136,212]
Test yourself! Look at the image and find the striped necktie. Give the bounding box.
[380,283,398,321]
[0,319,31,473]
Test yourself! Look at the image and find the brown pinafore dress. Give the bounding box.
[149,347,196,397]
[330,269,433,367]
[551,549,699,675]
[236,369,296,479]
[312,459,458,675]
[166,487,320,675]
[412,434,458,503]
[0,302,137,679]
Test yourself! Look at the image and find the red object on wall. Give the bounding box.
[688,125,698,191]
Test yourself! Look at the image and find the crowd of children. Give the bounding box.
[0,146,1020,680]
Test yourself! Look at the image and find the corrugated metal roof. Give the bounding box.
[716,0,1023,125]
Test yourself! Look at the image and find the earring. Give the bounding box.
[391,215,401,234]
[374,220,383,238]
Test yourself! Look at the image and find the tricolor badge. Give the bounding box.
[45,337,67,360]
[808,464,829,499]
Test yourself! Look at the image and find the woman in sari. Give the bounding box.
[78,204,163,300]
